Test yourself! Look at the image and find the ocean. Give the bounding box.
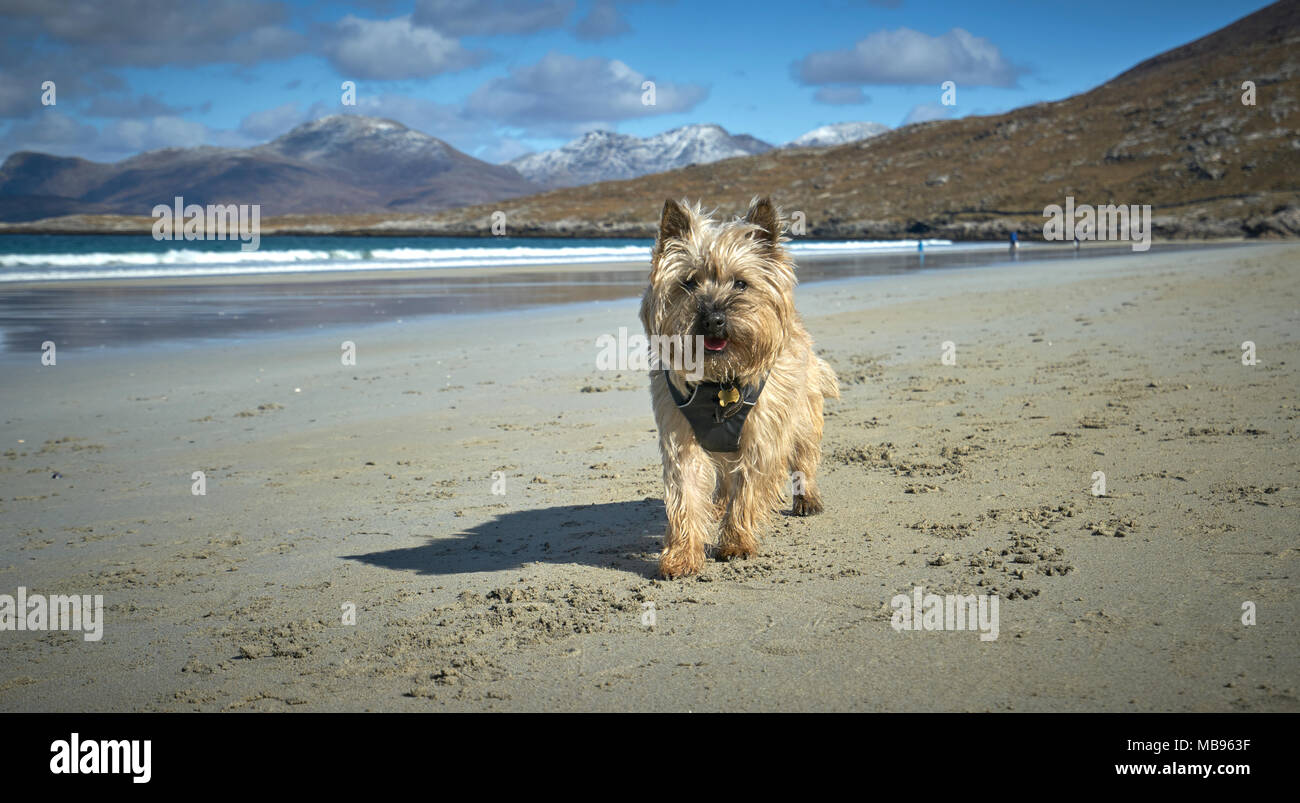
[0,235,1242,355]
[0,234,959,283]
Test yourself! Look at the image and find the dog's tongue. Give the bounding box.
[704,337,728,351]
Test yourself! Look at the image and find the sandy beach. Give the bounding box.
[0,242,1296,711]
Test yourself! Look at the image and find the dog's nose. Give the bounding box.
[704,311,726,334]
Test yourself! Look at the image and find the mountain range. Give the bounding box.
[508,121,892,187]
[0,116,541,222]
[0,117,890,222]
[507,124,774,188]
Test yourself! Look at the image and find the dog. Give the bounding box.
[640,197,839,578]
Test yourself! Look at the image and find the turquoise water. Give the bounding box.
[0,234,966,282]
[0,233,653,256]
[0,234,659,281]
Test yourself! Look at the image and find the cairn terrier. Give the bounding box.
[640,197,839,578]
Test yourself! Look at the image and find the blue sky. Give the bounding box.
[0,0,1274,164]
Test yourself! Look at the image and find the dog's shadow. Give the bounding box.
[342,499,666,578]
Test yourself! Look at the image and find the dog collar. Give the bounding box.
[660,370,767,453]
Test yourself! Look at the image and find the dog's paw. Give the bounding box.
[659,548,704,579]
[792,494,824,516]
[716,543,757,561]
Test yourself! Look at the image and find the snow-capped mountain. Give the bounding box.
[257,115,455,184]
[508,124,773,188]
[785,122,890,148]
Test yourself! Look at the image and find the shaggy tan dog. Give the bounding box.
[640,197,839,578]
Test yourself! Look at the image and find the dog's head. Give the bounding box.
[639,197,797,383]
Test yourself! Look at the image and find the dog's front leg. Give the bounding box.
[718,456,783,561]
[659,435,714,578]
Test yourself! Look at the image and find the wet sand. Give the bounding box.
[0,242,1296,711]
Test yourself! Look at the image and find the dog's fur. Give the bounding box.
[640,197,839,578]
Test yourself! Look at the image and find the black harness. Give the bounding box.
[660,370,767,453]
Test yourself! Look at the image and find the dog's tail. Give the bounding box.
[814,355,840,400]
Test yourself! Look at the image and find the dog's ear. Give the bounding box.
[658,199,692,243]
[744,197,781,246]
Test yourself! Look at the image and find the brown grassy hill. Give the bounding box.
[410,0,1300,241]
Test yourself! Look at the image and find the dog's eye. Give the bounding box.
[733,279,747,291]
[681,277,698,291]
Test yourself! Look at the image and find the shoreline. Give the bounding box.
[0,242,1268,357]
[0,238,1257,290]
[0,207,1291,242]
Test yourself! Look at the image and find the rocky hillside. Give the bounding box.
[413,1,1300,240]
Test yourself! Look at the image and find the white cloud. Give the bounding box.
[0,74,35,117]
[574,0,631,41]
[83,93,189,118]
[0,111,219,163]
[796,28,1024,88]
[412,0,574,36]
[4,0,306,68]
[0,111,99,158]
[814,87,870,105]
[474,136,534,164]
[324,15,487,80]
[100,115,211,153]
[239,102,310,140]
[465,52,706,135]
